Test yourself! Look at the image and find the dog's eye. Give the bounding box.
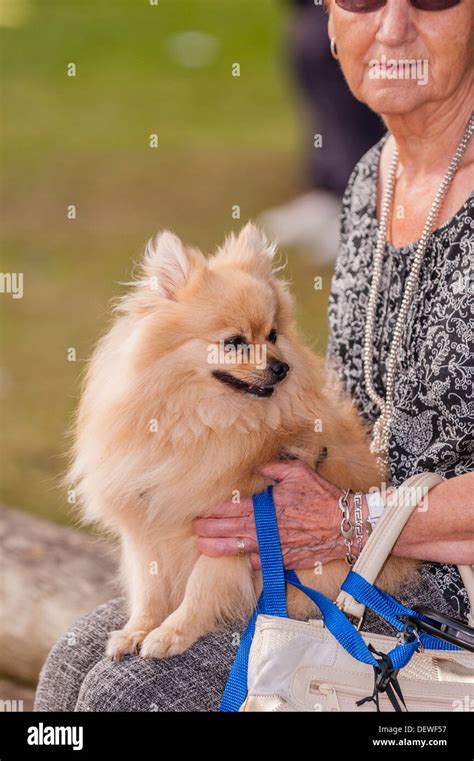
[267,328,277,343]
[223,335,246,349]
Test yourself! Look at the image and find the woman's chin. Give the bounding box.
[363,84,433,117]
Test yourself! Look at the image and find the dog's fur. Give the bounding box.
[69,223,416,659]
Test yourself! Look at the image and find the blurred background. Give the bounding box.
[1,0,339,526]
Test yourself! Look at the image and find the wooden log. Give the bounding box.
[0,506,117,684]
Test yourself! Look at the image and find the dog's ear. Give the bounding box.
[141,231,204,301]
[237,223,276,260]
[216,222,277,277]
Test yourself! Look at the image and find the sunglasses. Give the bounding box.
[335,0,460,12]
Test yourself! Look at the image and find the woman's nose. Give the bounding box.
[375,0,417,49]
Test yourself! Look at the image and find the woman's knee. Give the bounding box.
[75,655,158,712]
[34,597,127,711]
[75,623,245,712]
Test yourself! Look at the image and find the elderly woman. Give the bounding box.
[35,0,473,711]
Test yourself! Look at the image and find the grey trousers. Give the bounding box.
[34,563,464,712]
[34,597,247,712]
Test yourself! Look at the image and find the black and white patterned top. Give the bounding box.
[326,133,473,623]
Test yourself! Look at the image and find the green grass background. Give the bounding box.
[1,0,333,525]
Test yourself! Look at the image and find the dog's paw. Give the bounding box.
[106,628,148,660]
[140,622,193,659]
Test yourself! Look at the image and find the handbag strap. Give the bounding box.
[335,472,474,621]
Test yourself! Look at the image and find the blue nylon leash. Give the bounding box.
[251,487,288,618]
[220,487,460,712]
[219,608,259,712]
[342,571,461,655]
[220,487,287,712]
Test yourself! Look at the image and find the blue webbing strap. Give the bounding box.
[219,487,287,712]
[284,570,379,667]
[342,570,462,656]
[219,608,259,712]
[251,487,288,618]
[283,572,424,672]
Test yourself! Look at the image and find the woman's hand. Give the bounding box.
[193,460,346,571]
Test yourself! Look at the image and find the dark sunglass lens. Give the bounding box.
[336,0,460,9]
[335,0,386,11]
[412,0,461,8]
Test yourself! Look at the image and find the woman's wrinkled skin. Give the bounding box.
[328,0,474,246]
[328,0,474,118]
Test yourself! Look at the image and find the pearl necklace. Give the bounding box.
[363,113,474,478]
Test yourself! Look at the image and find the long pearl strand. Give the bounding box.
[363,113,474,478]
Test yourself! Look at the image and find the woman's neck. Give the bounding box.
[381,75,474,180]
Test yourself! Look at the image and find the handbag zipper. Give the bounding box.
[309,679,473,712]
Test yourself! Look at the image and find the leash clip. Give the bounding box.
[356,644,408,713]
[397,621,425,653]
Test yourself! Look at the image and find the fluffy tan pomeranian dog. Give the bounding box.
[69,223,415,660]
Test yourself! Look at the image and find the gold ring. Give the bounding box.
[236,537,246,556]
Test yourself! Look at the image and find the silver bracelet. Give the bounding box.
[353,492,364,558]
[338,488,356,565]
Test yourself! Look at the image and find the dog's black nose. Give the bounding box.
[269,360,290,381]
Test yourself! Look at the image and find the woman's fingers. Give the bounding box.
[193,514,255,538]
[196,536,259,557]
[194,496,253,521]
[193,495,257,560]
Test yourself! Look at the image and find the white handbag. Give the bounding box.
[221,473,474,712]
